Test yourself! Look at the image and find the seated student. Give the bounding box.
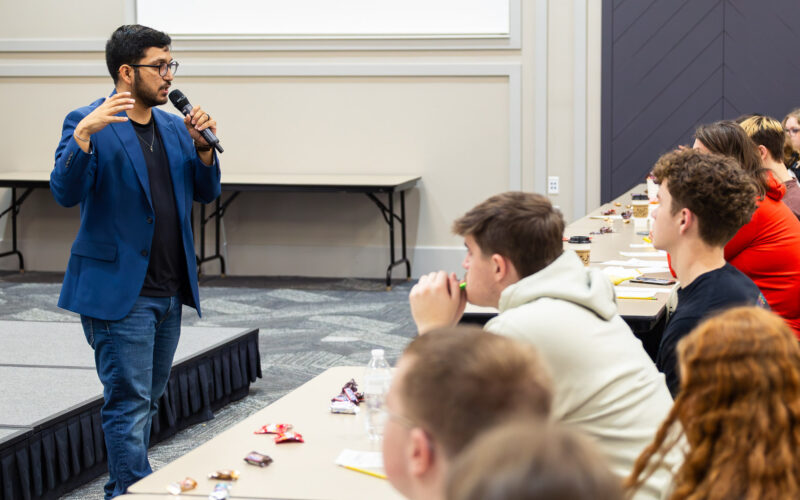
[693,121,800,337]
[446,419,624,500]
[782,108,800,177]
[626,307,800,500]
[650,149,766,395]
[409,192,676,500]
[383,326,552,500]
[738,114,800,218]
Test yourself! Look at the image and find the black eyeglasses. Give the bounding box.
[129,60,179,77]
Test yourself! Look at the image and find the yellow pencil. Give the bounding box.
[340,465,387,480]
[617,296,657,300]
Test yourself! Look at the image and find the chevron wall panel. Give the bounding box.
[602,0,800,201]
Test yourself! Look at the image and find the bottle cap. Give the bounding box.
[371,349,385,357]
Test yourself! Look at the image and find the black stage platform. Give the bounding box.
[0,321,261,500]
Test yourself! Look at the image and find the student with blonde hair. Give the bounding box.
[738,114,800,218]
[626,306,800,500]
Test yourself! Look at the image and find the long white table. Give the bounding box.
[0,172,420,288]
[126,366,403,500]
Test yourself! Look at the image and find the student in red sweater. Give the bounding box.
[693,121,800,337]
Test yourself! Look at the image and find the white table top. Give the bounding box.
[128,366,404,500]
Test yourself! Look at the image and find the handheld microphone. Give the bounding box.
[169,89,223,153]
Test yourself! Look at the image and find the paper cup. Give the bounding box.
[571,243,591,266]
[632,200,649,218]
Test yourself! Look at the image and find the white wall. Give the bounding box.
[0,0,601,278]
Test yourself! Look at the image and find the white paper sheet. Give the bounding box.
[335,449,384,469]
[601,259,671,268]
[615,286,671,295]
[614,289,656,298]
[619,251,667,258]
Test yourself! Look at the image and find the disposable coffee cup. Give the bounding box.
[568,236,591,266]
[632,194,649,219]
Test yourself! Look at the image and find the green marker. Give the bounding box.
[459,282,467,289]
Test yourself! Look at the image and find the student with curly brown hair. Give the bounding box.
[626,306,800,500]
[650,148,766,395]
[693,121,800,338]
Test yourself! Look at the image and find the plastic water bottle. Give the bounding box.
[363,348,392,441]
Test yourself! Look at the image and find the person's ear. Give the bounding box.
[118,65,134,85]
[757,144,770,162]
[407,427,434,477]
[491,253,519,283]
[678,208,693,235]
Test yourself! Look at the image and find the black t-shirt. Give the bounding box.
[131,117,188,298]
[656,263,767,396]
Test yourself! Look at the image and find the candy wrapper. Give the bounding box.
[208,469,240,481]
[332,379,364,406]
[166,477,197,495]
[244,451,273,467]
[254,423,293,435]
[209,482,232,500]
[330,400,358,414]
[275,431,304,443]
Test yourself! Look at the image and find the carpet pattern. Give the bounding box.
[0,273,417,499]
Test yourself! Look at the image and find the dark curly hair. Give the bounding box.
[695,121,769,197]
[625,307,800,500]
[105,25,171,84]
[651,148,757,247]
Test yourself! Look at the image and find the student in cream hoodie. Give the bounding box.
[409,192,677,500]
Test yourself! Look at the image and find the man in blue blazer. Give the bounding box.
[50,25,221,499]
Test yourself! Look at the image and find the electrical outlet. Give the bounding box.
[548,176,559,194]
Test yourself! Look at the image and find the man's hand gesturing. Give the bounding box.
[73,92,135,152]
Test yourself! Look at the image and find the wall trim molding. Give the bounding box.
[213,244,465,279]
[534,0,548,196]
[1,1,521,53]
[0,62,521,190]
[573,0,588,218]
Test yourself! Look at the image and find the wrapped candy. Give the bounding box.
[244,451,273,467]
[254,423,293,435]
[166,477,197,495]
[208,469,240,481]
[275,431,304,443]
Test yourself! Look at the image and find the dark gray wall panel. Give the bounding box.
[602,0,800,201]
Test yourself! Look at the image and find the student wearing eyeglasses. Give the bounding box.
[49,24,221,499]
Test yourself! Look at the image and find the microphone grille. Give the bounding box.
[168,89,189,109]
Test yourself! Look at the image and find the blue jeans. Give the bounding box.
[81,295,182,500]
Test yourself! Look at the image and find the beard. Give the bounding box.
[132,74,169,108]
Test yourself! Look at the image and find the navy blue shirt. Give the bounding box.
[656,263,767,396]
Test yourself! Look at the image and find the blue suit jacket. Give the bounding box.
[51,92,221,321]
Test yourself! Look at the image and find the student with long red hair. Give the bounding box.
[626,306,800,499]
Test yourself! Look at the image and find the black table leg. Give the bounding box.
[196,192,240,276]
[367,191,413,290]
[0,187,33,272]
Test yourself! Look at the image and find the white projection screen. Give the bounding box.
[136,0,510,38]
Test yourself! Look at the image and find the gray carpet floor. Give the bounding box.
[0,272,417,500]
